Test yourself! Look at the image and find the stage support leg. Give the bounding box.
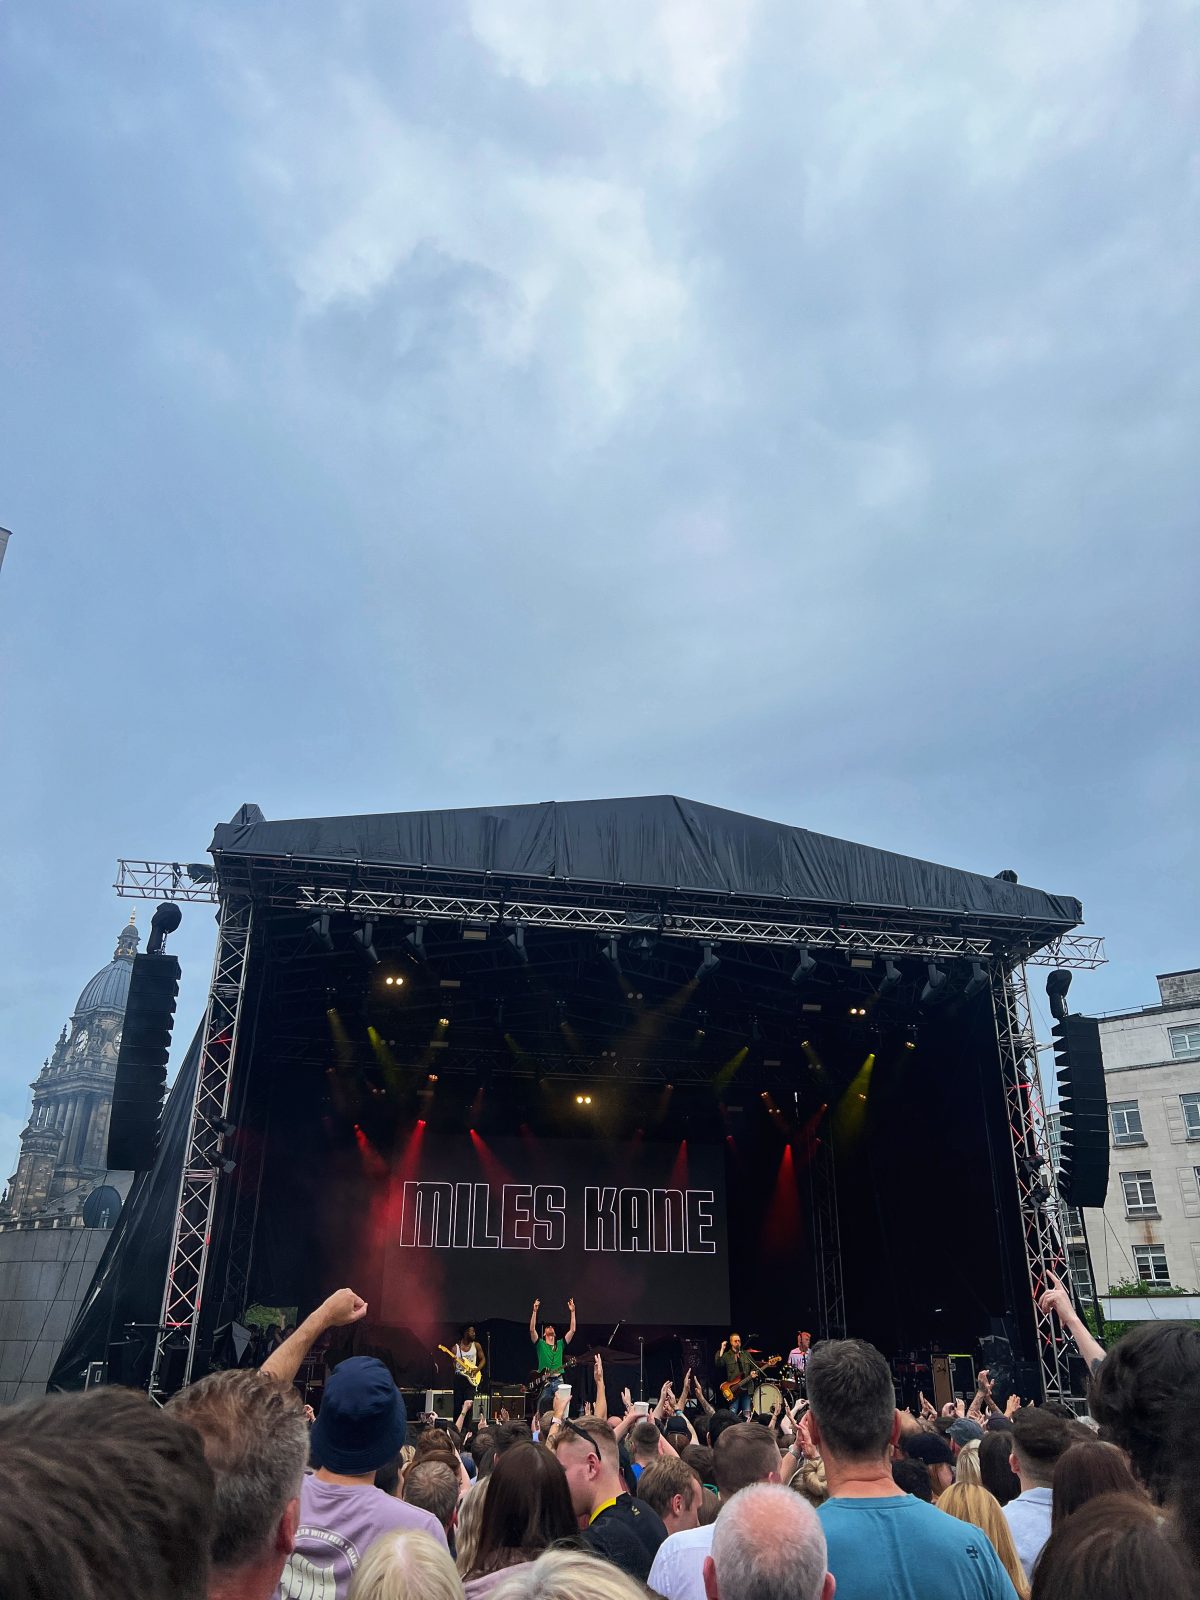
[809,1120,846,1341]
[993,962,1073,1402]
[150,895,254,1397]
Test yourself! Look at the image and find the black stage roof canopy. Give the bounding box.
[210,795,1081,934]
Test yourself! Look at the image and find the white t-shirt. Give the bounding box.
[647,1522,715,1600]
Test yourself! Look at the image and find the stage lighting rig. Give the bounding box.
[352,918,380,965]
[878,959,902,996]
[695,943,721,981]
[963,961,989,1000]
[404,922,428,962]
[919,962,948,1006]
[310,913,335,952]
[790,944,818,985]
[506,924,529,965]
[599,935,621,973]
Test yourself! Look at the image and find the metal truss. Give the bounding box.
[150,896,253,1396]
[115,857,1105,970]
[809,1122,846,1341]
[116,860,219,902]
[992,963,1074,1401]
[1026,935,1106,971]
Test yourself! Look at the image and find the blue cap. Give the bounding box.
[310,1356,407,1474]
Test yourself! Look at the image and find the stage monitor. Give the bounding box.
[379,1135,730,1326]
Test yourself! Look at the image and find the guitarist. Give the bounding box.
[451,1323,485,1421]
[716,1332,755,1417]
[529,1295,576,1412]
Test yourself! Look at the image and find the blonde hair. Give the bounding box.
[347,1529,462,1600]
[792,1458,829,1506]
[488,1549,647,1600]
[954,1439,981,1485]
[455,1479,488,1577]
[937,1482,1029,1599]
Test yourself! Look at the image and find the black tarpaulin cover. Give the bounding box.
[211,795,1080,925]
[48,1026,202,1392]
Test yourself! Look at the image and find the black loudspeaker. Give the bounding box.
[1053,1014,1109,1207]
[979,1333,1014,1395]
[108,954,180,1171]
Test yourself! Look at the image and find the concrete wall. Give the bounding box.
[0,1223,110,1406]
[1080,992,1200,1295]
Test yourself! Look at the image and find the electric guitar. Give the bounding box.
[719,1354,781,1401]
[438,1344,483,1388]
[525,1355,581,1394]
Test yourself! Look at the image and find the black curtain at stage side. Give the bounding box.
[48,1026,203,1392]
[725,996,1032,1368]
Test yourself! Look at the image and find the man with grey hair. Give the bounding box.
[808,1339,1017,1600]
[168,1367,310,1600]
[702,1484,833,1600]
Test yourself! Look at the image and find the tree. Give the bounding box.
[1083,1276,1200,1345]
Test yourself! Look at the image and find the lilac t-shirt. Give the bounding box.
[279,1476,447,1600]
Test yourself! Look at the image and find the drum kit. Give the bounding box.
[742,1347,804,1413]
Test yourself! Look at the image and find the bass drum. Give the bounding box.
[750,1381,783,1415]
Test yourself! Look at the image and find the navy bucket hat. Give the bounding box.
[310,1355,407,1474]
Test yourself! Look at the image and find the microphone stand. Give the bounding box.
[638,1335,645,1402]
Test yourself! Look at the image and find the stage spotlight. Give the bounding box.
[790,944,818,985]
[352,919,380,965]
[1045,968,1072,1022]
[878,959,902,996]
[310,913,335,952]
[405,922,428,961]
[599,935,622,973]
[218,1156,237,1176]
[920,962,948,1005]
[384,974,406,988]
[506,924,529,965]
[438,1017,450,1028]
[964,961,989,1000]
[695,943,721,981]
[203,1113,237,1138]
[847,1005,867,1018]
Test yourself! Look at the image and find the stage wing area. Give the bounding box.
[53,797,1084,1402]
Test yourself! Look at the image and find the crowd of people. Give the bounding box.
[1,1277,1198,1600]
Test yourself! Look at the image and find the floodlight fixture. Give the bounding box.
[352,918,381,965]
[963,961,989,1000]
[878,959,902,996]
[695,943,721,981]
[310,913,335,952]
[920,962,948,1006]
[790,944,818,986]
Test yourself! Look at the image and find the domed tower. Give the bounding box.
[1,918,140,1222]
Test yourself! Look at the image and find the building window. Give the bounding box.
[1181,1092,1200,1138]
[1169,1026,1200,1061]
[1067,1246,1093,1300]
[1064,1205,1084,1236]
[1132,1244,1170,1284]
[1120,1171,1158,1216]
[1109,1101,1144,1146]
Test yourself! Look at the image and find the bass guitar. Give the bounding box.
[719,1353,781,1401]
[438,1344,483,1388]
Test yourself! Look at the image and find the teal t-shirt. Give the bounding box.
[536,1337,565,1373]
[818,1495,1018,1600]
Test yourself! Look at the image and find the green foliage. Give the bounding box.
[243,1302,297,1332]
[1082,1276,1200,1344]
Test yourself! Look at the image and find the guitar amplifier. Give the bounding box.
[422,1388,455,1419]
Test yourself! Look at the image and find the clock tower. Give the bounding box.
[1,918,140,1222]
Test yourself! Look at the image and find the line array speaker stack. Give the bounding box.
[1053,1014,1109,1207]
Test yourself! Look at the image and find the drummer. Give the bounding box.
[787,1330,812,1387]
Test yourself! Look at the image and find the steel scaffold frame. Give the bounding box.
[149,896,253,1395]
[993,962,1073,1401]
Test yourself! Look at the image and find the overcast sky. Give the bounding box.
[1,0,1197,1179]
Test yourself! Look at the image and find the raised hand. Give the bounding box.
[320,1288,368,1327]
[621,1386,634,1413]
[594,1352,604,1380]
[1038,1270,1072,1321]
[682,1368,694,1397]
[533,1298,541,1312]
[1005,1392,1022,1417]
[567,1297,576,1313]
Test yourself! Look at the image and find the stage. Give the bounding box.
[52,796,1101,1403]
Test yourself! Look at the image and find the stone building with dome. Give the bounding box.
[0,918,143,1402]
